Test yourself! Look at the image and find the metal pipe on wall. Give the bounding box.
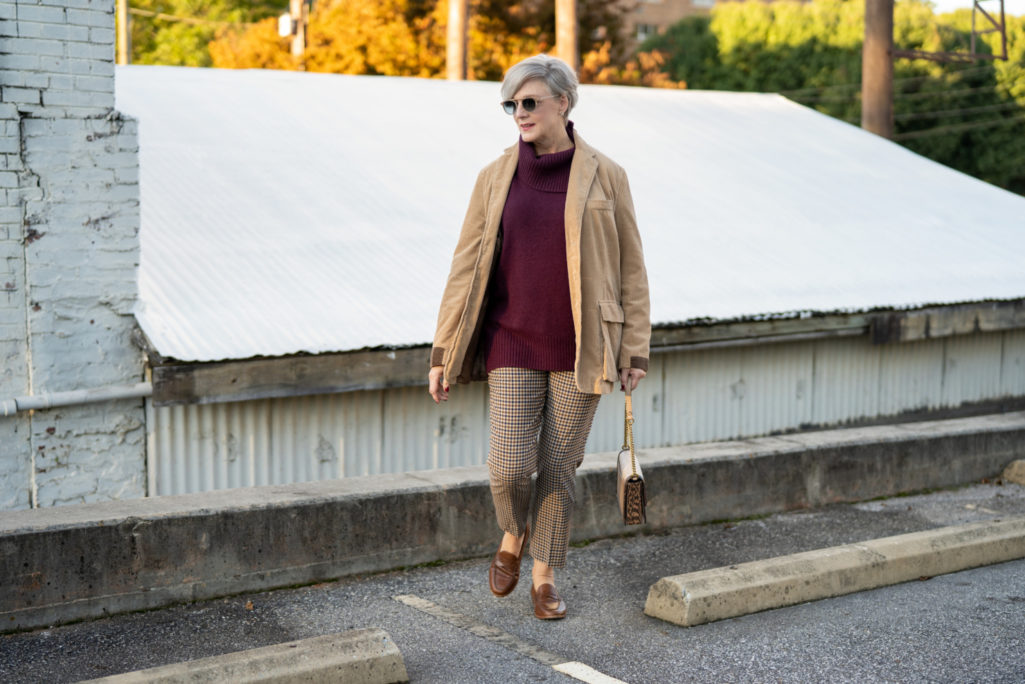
[0,382,152,417]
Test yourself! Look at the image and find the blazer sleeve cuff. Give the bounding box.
[621,356,648,372]
[430,347,446,368]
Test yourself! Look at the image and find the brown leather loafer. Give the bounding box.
[489,526,529,597]
[530,583,567,620]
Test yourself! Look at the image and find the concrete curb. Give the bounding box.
[3,411,1024,632]
[644,516,1025,627]
[80,628,408,683]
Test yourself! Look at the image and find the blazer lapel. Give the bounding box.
[566,134,599,240]
[486,144,519,232]
[467,144,517,327]
[565,133,598,337]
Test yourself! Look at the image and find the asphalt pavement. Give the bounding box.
[2,480,1024,683]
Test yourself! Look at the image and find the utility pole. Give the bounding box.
[446,0,468,80]
[555,0,578,72]
[862,0,894,139]
[290,0,308,68]
[116,0,130,65]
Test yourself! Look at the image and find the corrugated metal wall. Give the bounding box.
[148,330,1025,496]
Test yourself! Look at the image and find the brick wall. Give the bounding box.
[0,0,145,510]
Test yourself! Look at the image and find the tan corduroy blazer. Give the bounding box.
[430,130,650,395]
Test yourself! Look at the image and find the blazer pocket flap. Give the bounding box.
[587,199,614,211]
[600,300,625,323]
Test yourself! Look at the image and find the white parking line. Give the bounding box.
[393,594,626,683]
[553,661,628,684]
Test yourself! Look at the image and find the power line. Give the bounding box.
[788,83,1002,104]
[839,100,1024,125]
[895,100,1024,121]
[780,81,863,95]
[127,7,253,27]
[893,84,1002,101]
[787,92,861,103]
[893,113,1025,140]
[777,64,997,97]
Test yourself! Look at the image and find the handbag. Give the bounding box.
[617,383,647,525]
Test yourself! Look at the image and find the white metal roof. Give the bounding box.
[115,65,1025,363]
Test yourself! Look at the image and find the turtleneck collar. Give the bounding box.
[516,121,576,193]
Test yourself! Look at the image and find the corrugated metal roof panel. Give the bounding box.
[114,65,1025,363]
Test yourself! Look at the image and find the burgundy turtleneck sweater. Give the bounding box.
[483,124,576,373]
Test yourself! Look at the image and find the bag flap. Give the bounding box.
[617,450,643,480]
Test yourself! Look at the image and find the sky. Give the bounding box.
[929,0,1024,15]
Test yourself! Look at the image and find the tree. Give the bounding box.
[642,1,1025,195]
[208,0,681,87]
[207,16,294,70]
[302,0,445,76]
[126,0,280,67]
[579,42,685,88]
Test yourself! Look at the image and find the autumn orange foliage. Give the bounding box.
[305,0,445,76]
[209,0,685,90]
[210,17,296,70]
[580,43,685,89]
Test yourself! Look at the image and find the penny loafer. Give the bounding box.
[489,526,529,597]
[530,583,567,620]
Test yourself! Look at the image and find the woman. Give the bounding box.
[428,54,650,620]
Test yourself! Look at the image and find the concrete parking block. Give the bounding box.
[80,628,408,683]
[645,516,1025,627]
[1004,459,1025,486]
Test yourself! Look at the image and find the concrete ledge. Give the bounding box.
[81,628,408,683]
[3,411,1024,632]
[644,517,1025,627]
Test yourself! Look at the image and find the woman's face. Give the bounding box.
[510,79,567,151]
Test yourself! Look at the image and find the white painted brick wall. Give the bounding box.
[0,98,32,510]
[1,0,144,510]
[0,149,30,508]
[32,399,145,507]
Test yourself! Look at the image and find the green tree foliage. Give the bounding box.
[643,0,1025,195]
[126,0,280,67]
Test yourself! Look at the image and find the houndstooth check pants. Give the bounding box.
[487,367,602,568]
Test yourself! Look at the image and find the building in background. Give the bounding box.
[2,12,1024,511]
[625,0,715,44]
[118,67,1025,499]
[623,0,814,45]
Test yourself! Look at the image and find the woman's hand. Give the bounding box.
[620,367,646,393]
[429,366,449,404]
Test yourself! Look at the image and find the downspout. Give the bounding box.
[0,382,152,417]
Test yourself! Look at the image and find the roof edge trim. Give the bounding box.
[150,299,1025,407]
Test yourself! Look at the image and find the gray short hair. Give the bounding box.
[500,54,579,117]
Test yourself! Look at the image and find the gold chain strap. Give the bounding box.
[622,384,637,478]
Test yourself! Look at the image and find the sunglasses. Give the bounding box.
[501,94,559,115]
